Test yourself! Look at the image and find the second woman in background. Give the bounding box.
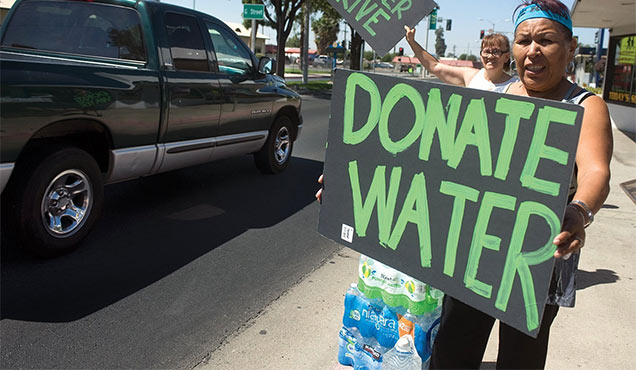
[404,26,518,92]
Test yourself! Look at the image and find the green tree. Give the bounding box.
[246,0,303,77]
[364,50,374,61]
[287,33,301,47]
[381,53,395,62]
[584,58,595,73]
[459,53,477,61]
[435,28,447,58]
[312,6,340,55]
[299,0,342,69]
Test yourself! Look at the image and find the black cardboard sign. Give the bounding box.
[325,0,438,56]
[318,70,584,337]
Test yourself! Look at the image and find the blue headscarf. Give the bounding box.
[514,3,572,33]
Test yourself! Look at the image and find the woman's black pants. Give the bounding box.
[429,295,560,369]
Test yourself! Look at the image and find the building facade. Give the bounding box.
[223,21,268,55]
[571,0,636,133]
[0,0,16,25]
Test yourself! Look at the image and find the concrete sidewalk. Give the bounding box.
[195,128,636,370]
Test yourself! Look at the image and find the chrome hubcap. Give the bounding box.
[274,126,290,164]
[41,169,92,238]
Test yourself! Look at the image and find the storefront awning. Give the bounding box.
[571,0,635,35]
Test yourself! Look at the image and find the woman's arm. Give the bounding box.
[553,95,613,258]
[404,25,478,86]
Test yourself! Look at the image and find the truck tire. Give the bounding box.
[14,147,104,257]
[254,115,294,174]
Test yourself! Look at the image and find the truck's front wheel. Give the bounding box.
[254,115,294,174]
[14,147,104,257]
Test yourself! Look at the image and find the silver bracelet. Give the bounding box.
[567,204,586,225]
[570,200,594,228]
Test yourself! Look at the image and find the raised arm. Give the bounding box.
[404,25,478,87]
[553,95,613,258]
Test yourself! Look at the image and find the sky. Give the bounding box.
[161,0,608,56]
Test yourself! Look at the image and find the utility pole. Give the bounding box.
[373,50,376,73]
[425,15,430,52]
[479,18,496,34]
[595,28,604,88]
[302,0,310,84]
[342,21,348,68]
[250,0,257,53]
[360,42,365,71]
[424,15,430,76]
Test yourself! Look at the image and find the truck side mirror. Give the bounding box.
[258,56,274,74]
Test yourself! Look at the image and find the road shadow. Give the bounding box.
[601,203,619,209]
[1,155,324,322]
[480,361,496,369]
[576,268,620,290]
[617,128,636,143]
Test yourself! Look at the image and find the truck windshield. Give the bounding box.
[1,1,145,61]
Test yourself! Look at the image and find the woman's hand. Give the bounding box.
[315,174,323,202]
[553,205,586,259]
[404,25,416,43]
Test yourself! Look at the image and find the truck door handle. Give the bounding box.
[173,87,191,94]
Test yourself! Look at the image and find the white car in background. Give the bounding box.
[312,55,332,67]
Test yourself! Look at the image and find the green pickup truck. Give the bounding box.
[0,0,303,257]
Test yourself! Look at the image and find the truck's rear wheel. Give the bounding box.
[14,147,103,257]
[254,115,293,174]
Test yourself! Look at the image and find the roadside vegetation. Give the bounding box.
[287,80,332,91]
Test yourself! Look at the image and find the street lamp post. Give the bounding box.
[479,18,496,33]
[479,18,512,35]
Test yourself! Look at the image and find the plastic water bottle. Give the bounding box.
[382,335,422,370]
[338,326,362,367]
[343,284,361,327]
[343,284,431,357]
[376,305,399,348]
[343,284,385,338]
[337,325,384,370]
[357,255,444,316]
[354,341,383,370]
[398,310,416,338]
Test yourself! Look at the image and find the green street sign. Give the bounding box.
[243,4,265,20]
[429,9,437,30]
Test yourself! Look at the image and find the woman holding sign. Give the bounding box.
[404,27,518,92]
[429,0,613,368]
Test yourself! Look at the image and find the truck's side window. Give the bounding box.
[206,22,253,76]
[164,12,208,72]
[0,1,145,61]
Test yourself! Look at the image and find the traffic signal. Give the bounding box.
[480,30,485,39]
[398,47,404,56]
[446,19,452,31]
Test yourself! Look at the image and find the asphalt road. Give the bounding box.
[0,95,337,369]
